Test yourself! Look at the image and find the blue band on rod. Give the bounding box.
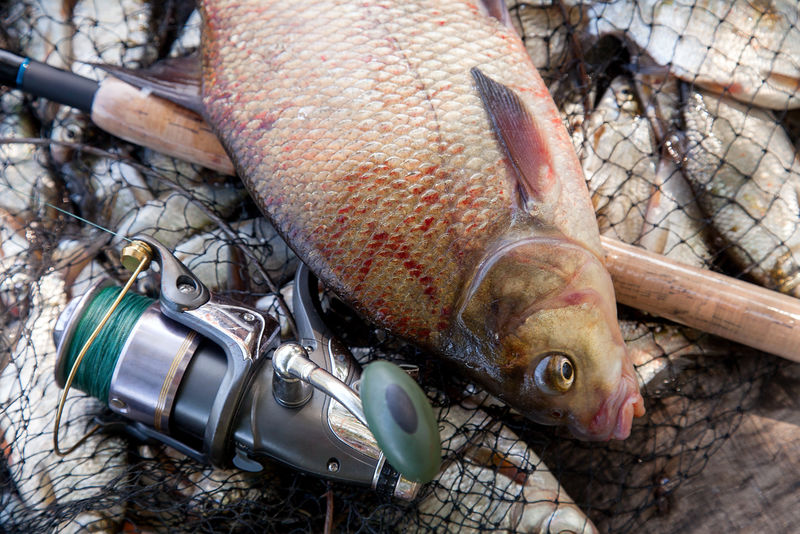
[15,58,29,86]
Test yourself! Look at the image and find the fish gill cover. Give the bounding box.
[0,0,796,533]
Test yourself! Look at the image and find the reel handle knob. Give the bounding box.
[271,343,441,483]
[361,361,441,484]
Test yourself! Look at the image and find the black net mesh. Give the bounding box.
[1,1,798,533]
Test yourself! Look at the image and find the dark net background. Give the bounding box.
[0,1,797,532]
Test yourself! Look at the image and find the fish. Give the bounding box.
[0,92,61,224]
[89,154,156,228]
[174,0,643,440]
[8,0,74,121]
[416,393,598,533]
[0,209,38,319]
[582,76,712,268]
[112,182,246,253]
[682,88,800,295]
[70,0,156,80]
[638,157,714,269]
[50,0,158,164]
[136,443,267,507]
[583,0,800,110]
[9,0,73,70]
[621,320,740,391]
[173,217,298,293]
[139,147,228,196]
[507,0,581,83]
[582,76,660,245]
[0,271,127,533]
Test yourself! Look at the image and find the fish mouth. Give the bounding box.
[569,370,645,441]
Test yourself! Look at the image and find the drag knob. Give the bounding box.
[361,361,441,484]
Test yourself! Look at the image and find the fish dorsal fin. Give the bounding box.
[95,53,203,115]
[471,67,553,210]
[478,0,516,32]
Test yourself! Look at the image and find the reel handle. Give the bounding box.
[272,343,441,483]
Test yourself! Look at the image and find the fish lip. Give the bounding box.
[569,371,645,441]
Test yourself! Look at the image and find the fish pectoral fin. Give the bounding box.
[470,67,553,211]
[94,53,203,115]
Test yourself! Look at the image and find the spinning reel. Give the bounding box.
[53,236,441,498]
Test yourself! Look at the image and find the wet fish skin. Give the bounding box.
[584,0,800,109]
[682,89,800,295]
[198,0,643,439]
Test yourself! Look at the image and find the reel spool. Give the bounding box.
[52,236,441,498]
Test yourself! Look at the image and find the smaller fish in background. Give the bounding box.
[136,443,268,508]
[173,217,298,294]
[111,182,246,254]
[0,272,127,533]
[0,93,61,225]
[621,320,740,391]
[583,0,800,109]
[8,0,74,121]
[637,157,714,270]
[631,72,714,268]
[582,76,713,268]
[70,0,156,81]
[682,88,800,295]
[417,393,598,534]
[48,0,159,164]
[507,1,584,83]
[582,76,658,245]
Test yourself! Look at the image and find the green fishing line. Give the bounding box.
[64,286,155,403]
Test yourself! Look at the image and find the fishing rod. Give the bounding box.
[50,232,441,498]
[0,49,233,174]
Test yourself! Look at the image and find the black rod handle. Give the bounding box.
[0,49,98,113]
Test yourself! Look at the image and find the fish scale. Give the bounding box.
[198,0,643,439]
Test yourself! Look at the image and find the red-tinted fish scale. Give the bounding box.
[199,0,600,347]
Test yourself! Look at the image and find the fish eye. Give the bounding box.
[534,352,575,394]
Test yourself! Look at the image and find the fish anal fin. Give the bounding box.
[95,53,203,115]
[471,67,554,210]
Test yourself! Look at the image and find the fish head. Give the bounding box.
[457,236,644,440]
